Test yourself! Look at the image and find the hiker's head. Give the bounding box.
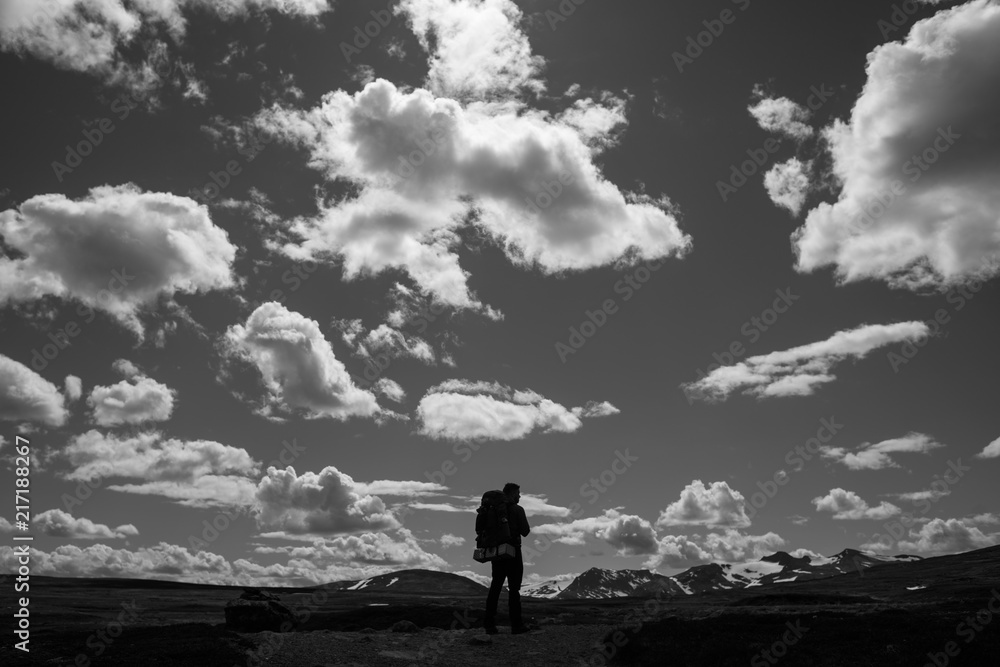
[503,482,520,503]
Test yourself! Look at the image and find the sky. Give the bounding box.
[0,0,998,590]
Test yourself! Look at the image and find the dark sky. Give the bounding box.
[0,0,997,587]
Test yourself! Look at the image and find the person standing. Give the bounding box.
[483,482,532,634]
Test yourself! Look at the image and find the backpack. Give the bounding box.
[475,490,512,548]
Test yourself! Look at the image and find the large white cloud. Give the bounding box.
[416,379,618,441]
[656,480,752,529]
[683,322,930,401]
[793,0,1000,289]
[0,185,237,336]
[0,537,442,587]
[533,509,659,556]
[812,488,901,520]
[865,516,1000,555]
[254,529,447,569]
[88,375,176,426]
[223,302,380,421]
[35,509,138,540]
[0,353,68,427]
[820,432,944,470]
[397,0,544,99]
[0,0,329,79]
[975,436,1000,459]
[644,529,786,569]
[256,78,690,309]
[254,466,399,536]
[60,430,259,507]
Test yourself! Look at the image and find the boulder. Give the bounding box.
[239,587,281,602]
[391,620,420,633]
[225,597,296,632]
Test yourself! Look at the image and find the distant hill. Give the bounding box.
[328,569,487,595]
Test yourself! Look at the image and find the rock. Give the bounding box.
[471,634,493,645]
[239,587,280,602]
[391,620,420,633]
[224,597,296,632]
[359,627,378,634]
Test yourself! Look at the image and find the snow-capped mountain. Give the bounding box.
[544,549,922,599]
[521,578,571,599]
[547,568,686,599]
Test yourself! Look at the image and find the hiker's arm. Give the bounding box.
[519,506,530,537]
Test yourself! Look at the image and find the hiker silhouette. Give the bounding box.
[483,482,531,634]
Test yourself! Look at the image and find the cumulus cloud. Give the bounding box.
[88,373,176,426]
[0,185,236,337]
[533,509,659,556]
[864,516,1000,556]
[255,529,448,569]
[748,91,814,140]
[820,432,944,470]
[64,375,82,402]
[35,509,138,540]
[682,322,930,401]
[60,430,259,507]
[223,302,380,421]
[255,78,690,310]
[332,319,437,366]
[975,436,1000,459]
[0,540,426,587]
[254,466,399,536]
[112,359,142,378]
[440,533,465,548]
[397,0,544,99]
[0,353,68,427]
[416,379,618,441]
[793,0,1000,289]
[812,488,901,520]
[764,158,813,216]
[644,529,786,569]
[656,480,752,529]
[0,0,329,94]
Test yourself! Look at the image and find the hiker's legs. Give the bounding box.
[485,558,505,625]
[507,549,524,627]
